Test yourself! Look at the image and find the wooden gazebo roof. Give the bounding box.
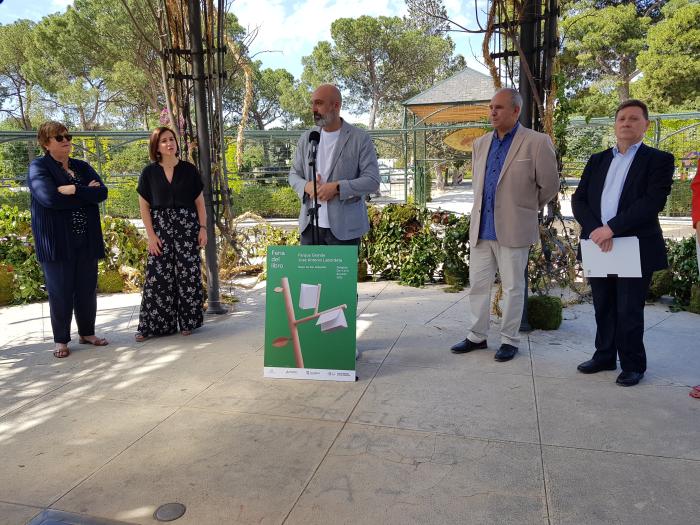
[403,67,496,124]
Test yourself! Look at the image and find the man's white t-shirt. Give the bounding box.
[315,128,341,228]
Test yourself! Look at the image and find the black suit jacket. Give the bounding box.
[572,143,674,275]
[28,154,108,262]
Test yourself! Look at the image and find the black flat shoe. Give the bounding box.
[616,371,644,387]
[577,359,617,374]
[450,338,487,354]
[494,344,518,362]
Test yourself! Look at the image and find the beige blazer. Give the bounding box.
[470,125,559,248]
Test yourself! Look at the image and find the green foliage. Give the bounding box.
[663,179,692,217]
[270,186,301,218]
[689,284,700,315]
[527,295,563,330]
[104,179,140,219]
[304,15,455,129]
[101,215,147,273]
[648,269,673,301]
[666,236,700,306]
[0,187,30,211]
[0,207,45,303]
[363,204,464,287]
[232,184,300,218]
[440,212,470,290]
[0,264,13,305]
[97,268,123,293]
[636,1,700,111]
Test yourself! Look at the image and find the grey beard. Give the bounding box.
[314,114,329,127]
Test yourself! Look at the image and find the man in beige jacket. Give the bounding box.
[450,88,559,362]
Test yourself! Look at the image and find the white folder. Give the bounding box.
[580,237,642,278]
[316,308,347,332]
[299,283,320,310]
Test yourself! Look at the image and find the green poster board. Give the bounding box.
[264,245,357,381]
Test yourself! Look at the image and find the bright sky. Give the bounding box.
[0,0,489,78]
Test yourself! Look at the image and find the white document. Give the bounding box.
[580,236,642,278]
[299,283,320,310]
[316,307,347,332]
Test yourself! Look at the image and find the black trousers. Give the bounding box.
[301,225,360,246]
[41,250,98,344]
[589,273,653,373]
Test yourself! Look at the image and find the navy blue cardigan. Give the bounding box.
[27,154,108,262]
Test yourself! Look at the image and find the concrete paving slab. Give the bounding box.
[287,423,546,525]
[529,338,679,386]
[536,376,700,459]
[0,501,42,525]
[383,324,533,376]
[185,353,379,421]
[0,343,89,396]
[350,364,540,443]
[0,396,177,506]
[355,319,407,364]
[53,408,342,525]
[45,343,247,407]
[357,282,464,325]
[0,387,46,418]
[544,445,700,525]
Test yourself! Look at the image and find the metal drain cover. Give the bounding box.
[154,503,186,522]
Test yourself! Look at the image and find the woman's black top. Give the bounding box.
[137,160,204,209]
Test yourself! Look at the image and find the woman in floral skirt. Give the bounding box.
[135,127,207,341]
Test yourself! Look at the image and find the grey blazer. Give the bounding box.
[288,120,380,240]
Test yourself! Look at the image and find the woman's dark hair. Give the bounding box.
[148,127,180,162]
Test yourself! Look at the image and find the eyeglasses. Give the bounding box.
[53,134,73,142]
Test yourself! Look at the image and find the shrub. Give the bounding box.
[0,264,13,305]
[527,295,563,330]
[97,268,123,293]
[647,269,673,301]
[666,236,699,306]
[270,186,301,217]
[689,284,700,315]
[663,179,691,217]
[104,179,140,219]
[0,187,30,211]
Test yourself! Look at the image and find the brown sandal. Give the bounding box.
[53,346,70,358]
[181,330,192,336]
[79,337,109,346]
[135,333,147,342]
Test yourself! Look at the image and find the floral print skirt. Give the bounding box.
[137,207,204,337]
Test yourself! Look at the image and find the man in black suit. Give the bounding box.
[572,99,674,387]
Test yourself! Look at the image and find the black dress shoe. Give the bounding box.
[616,371,644,387]
[494,344,518,362]
[450,338,487,354]
[577,359,617,374]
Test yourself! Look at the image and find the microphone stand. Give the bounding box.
[308,143,321,244]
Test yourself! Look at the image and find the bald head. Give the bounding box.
[312,84,342,131]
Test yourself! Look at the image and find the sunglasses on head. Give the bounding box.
[53,134,73,142]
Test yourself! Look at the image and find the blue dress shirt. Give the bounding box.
[600,141,642,225]
[478,122,520,240]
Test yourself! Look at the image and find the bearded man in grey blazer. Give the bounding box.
[450,88,560,362]
[288,84,380,245]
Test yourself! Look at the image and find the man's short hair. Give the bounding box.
[37,121,68,151]
[615,99,649,120]
[495,88,523,110]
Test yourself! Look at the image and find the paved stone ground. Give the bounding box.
[1,282,699,525]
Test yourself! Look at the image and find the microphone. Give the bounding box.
[308,131,320,164]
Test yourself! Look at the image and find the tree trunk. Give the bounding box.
[617,81,630,102]
[368,97,379,130]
